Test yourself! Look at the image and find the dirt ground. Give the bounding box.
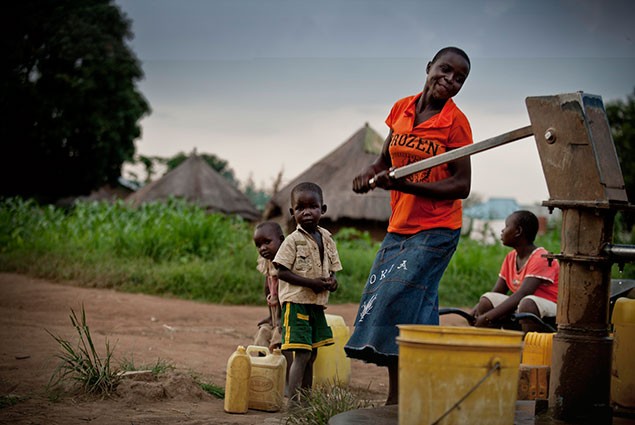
[0,272,467,425]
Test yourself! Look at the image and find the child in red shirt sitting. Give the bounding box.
[474,210,559,333]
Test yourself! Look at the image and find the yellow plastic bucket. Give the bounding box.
[611,298,635,410]
[522,332,554,366]
[397,325,524,425]
[313,314,351,386]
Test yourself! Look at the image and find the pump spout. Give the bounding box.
[604,243,635,263]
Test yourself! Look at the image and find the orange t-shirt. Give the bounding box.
[499,247,559,303]
[385,95,473,234]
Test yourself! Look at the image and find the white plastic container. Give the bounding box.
[246,345,287,412]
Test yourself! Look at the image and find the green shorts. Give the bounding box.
[281,302,334,351]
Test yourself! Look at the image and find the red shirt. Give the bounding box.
[499,247,559,303]
[385,95,472,234]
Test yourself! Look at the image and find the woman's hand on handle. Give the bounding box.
[352,169,377,193]
[371,168,398,190]
[352,130,393,194]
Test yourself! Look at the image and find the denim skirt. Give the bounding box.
[344,228,460,366]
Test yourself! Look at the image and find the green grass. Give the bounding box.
[0,394,26,409]
[47,305,120,396]
[1,197,632,308]
[199,382,225,399]
[119,356,175,375]
[284,384,375,425]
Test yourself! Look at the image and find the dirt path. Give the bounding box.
[0,273,467,425]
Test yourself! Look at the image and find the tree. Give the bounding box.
[1,0,150,202]
[606,88,635,232]
[243,173,271,212]
[137,154,162,184]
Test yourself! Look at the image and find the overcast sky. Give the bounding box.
[115,0,635,205]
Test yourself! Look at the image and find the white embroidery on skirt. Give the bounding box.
[369,262,397,285]
[380,263,394,281]
[358,293,378,322]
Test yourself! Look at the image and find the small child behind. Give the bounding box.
[253,221,285,352]
[273,182,342,403]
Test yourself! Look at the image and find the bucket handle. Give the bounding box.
[430,358,502,425]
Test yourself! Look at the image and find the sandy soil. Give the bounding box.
[0,272,467,425]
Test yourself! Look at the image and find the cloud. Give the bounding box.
[116,0,635,204]
[483,0,518,17]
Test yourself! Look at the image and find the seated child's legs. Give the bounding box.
[477,292,508,317]
[518,297,540,316]
[519,295,556,318]
[518,295,556,333]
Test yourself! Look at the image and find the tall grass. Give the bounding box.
[1,197,264,304]
[284,384,375,425]
[1,197,631,307]
[47,306,119,395]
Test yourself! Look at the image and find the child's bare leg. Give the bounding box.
[301,348,318,389]
[282,349,293,397]
[518,298,542,333]
[475,296,498,327]
[386,358,399,405]
[475,296,494,316]
[288,349,311,403]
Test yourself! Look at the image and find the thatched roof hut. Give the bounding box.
[263,123,391,237]
[79,178,140,203]
[126,153,261,221]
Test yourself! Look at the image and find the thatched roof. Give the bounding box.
[82,184,132,202]
[126,154,261,221]
[78,177,139,203]
[263,124,392,224]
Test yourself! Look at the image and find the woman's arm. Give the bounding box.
[375,154,471,200]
